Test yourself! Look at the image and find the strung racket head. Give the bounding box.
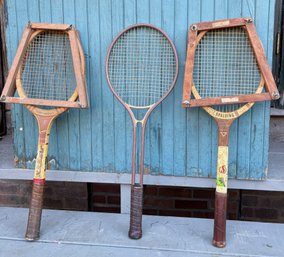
[182,17,279,112]
[0,23,87,109]
[106,24,178,109]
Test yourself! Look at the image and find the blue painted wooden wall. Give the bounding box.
[5,0,275,180]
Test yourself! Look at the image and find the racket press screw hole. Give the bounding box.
[244,18,253,23]
[272,91,280,99]
[183,100,190,105]
[0,95,6,101]
[191,25,197,31]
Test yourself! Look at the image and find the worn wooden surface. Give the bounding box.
[4,0,275,179]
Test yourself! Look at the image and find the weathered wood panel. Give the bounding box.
[4,0,276,180]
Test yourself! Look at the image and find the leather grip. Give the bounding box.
[213,191,227,247]
[25,181,45,241]
[128,185,143,239]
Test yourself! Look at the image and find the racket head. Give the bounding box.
[1,23,87,111]
[106,24,178,110]
[182,18,279,111]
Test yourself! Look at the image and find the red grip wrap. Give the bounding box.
[213,191,227,247]
[33,178,46,185]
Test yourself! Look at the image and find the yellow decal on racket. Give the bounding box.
[216,146,228,193]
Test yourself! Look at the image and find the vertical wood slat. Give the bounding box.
[198,0,214,177]
[161,0,175,176]
[75,0,92,171]
[6,0,275,180]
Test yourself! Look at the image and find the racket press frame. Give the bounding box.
[182,17,280,108]
[0,22,88,108]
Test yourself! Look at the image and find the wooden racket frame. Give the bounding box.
[0,23,88,108]
[181,18,279,248]
[182,17,279,107]
[106,24,178,240]
[1,23,86,241]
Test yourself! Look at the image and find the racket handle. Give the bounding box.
[213,191,227,247]
[25,180,45,241]
[128,185,143,239]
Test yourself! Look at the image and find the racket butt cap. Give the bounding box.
[128,229,142,240]
[212,239,226,248]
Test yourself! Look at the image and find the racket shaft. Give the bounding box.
[129,185,143,239]
[213,145,228,247]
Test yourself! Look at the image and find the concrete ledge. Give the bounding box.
[1,133,284,192]
[0,207,283,257]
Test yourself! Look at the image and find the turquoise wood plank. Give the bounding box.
[63,0,81,171]
[172,0,188,176]
[160,0,175,176]
[186,0,201,177]
[149,0,162,175]
[99,0,115,172]
[88,0,103,171]
[249,0,271,179]
[75,0,92,171]
[111,0,127,173]
[12,0,26,168]
[15,0,36,169]
[236,0,255,179]
[198,0,214,177]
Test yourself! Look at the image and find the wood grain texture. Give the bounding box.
[5,0,275,180]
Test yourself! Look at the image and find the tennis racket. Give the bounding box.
[182,18,279,247]
[106,24,178,239]
[1,23,86,240]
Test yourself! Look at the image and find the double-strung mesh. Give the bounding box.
[193,27,261,112]
[108,26,177,107]
[20,31,76,101]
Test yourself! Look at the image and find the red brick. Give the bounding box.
[242,195,258,207]
[175,200,207,210]
[92,183,120,194]
[228,213,238,220]
[193,189,214,199]
[254,208,278,220]
[0,194,29,207]
[241,207,255,218]
[143,209,158,215]
[93,195,106,204]
[43,198,63,209]
[63,198,88,211]
[158,187,192,198]
[158,209,192,217]
[144,186,157,196]
[227,202,239,213]
[144,197,174,209]
[107,195,120,205]
[94,206,120,213]
[228,190,240,200]
[192,211,214,219]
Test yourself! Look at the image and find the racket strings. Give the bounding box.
[193,27,261,106]
[20,31,76,101]
[108,26,176,107]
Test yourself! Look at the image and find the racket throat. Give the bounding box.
[34,114,56,180]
